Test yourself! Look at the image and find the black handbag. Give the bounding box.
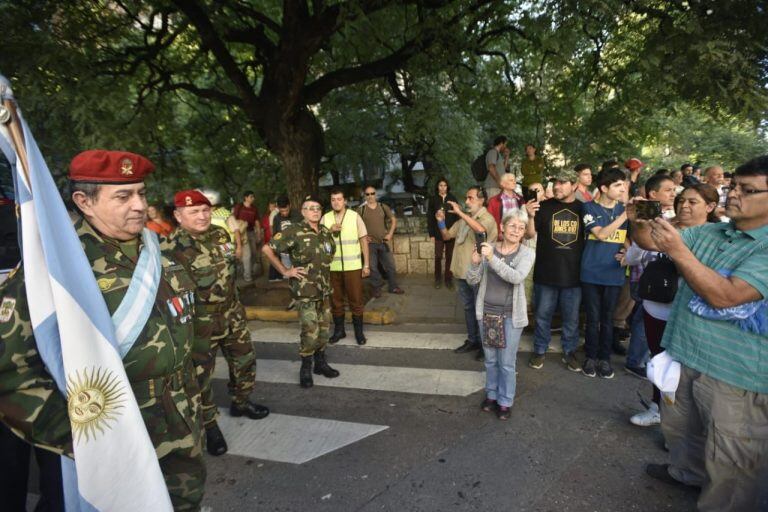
[638,254,679,303]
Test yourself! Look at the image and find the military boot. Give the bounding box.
[352,315,367,345]
[205,423,228,456]
[313,350,340,378]
[300,355,314,388]
[230,401,270,420]
[328,315,347,344]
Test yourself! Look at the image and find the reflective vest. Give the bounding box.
[321,209,363,271]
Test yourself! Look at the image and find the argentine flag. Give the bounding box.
[0,77,172,510]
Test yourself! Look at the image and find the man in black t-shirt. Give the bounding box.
[524,169,585,372]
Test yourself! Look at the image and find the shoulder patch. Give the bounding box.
[273,232,282,240]
[0,297,16,323]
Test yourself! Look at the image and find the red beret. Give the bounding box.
[174,189,211,208]
[625,158,644,171]
[69,150,155,183]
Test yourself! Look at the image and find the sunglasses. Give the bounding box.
[365,192,376,196]
[303,205,322,212]
[725,183,768,196]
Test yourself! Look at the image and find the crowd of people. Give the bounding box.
[0,140,765,511]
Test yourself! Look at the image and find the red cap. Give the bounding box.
[625,158,644,171]
[69,150,155,183]
[174,189,211,208]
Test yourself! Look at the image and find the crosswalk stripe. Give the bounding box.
[214,358,485,396]
[248,325,555,353]
[216,411,388,464]
[250,327,463,350]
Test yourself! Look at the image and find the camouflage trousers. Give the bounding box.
[297,297,332,357]
[133,358,206,510]
[193,301,256,428]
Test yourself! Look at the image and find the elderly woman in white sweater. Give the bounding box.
[466,209,535,420]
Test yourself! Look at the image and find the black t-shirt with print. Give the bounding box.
[533,198,585,287]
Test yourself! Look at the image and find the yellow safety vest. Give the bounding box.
[321,209,363,271]
[210,207,234,241]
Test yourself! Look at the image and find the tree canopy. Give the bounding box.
[1,0,766,206]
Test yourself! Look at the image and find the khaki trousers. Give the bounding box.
[330,270,365,317]
[661,365,768,511]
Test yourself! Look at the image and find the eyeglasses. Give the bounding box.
[365,192,376,196]
[303,205,322,212]
[725,183,768,196]
[506,225,526,231]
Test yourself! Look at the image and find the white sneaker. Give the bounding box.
[630,402,660,427]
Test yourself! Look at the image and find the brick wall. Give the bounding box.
[392,216,435,275]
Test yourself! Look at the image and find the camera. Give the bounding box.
[475,231,487,253]
[635,201,662,221]
[524,188,539,203]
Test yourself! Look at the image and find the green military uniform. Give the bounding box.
[0,217,206,511]
[162,225,256,428]
[268,220,336,356]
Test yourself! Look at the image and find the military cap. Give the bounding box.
[553,169,578,182]
[302,194,322,206]
[625,158,644,171]
[174,189,211,208]
[69,150,154,183]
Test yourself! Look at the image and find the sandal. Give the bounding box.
[480,398,497,412]
[497,406,511,420]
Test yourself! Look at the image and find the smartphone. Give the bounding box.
[635,200,662,220]
[475,231,487,252]
[524,188,539,202]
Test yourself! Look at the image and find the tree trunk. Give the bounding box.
[401,154,417,192]
[259,106,324,210]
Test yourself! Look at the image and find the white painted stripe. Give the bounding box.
[214,358,485,396]
[248,326,553,353]
[216,411,388,464]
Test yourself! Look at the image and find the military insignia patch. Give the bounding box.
[120,158,134,176]
[273,232,282,240]
[97,276,117,291]
[0,297,16,323]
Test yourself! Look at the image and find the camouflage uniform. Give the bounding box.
[162,225,256,428]
[267,220,336,356]
[0,217,206,511]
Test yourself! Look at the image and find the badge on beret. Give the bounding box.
[185,195,193,206]
[120,158,134,176]
[0,297,16,323]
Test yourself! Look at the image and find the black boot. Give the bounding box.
[328,316,347,344]
[230,401,270,420]
[352,315,367,345]
[313,350,340,378]
[205,423,228,456]
[300,355,314,388]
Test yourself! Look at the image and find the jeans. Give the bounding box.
[480,317,524,407]
[457,278,480,344]
[434,238,455,283]
[532,283,581,355]
[581,282,622,360]
[368,242,399,291]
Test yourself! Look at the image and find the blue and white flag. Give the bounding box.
[0,76,172,511]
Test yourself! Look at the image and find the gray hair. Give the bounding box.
[501,208,528,228]
[69,180,102,201]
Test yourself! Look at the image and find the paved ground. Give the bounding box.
[197,277,698,511]
[27,276,700,510]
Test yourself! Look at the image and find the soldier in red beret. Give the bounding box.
[163,188,269,456]
[1,150,207,509]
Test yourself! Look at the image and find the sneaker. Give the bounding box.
[624,365,648,380]
[528,353,545,369]
[434,280,442,289]
[597,359,615,379]
[445,280,455,291]
[561,352,581,372]
[630,402,660,427]
[582,358,597,378]
[645,464,700,489]
[454,340,477,354]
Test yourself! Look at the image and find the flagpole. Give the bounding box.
[1,96,31,183]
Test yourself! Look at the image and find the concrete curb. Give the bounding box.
[244,306,396,325]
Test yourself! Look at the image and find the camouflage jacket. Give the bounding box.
[0,217,205,458]
[161,225,237,308]
[268,220,335,300]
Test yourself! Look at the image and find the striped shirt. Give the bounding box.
[662,222,768,392]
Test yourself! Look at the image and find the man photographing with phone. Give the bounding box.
[436,187,498,361]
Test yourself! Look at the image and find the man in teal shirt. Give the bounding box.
[641,155,768,512]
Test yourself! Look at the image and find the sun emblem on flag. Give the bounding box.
[66,367,126,443]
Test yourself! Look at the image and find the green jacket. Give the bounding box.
[0,217,204,460]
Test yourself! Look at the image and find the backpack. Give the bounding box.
[638,254,679,303]
[471,151,489,182]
